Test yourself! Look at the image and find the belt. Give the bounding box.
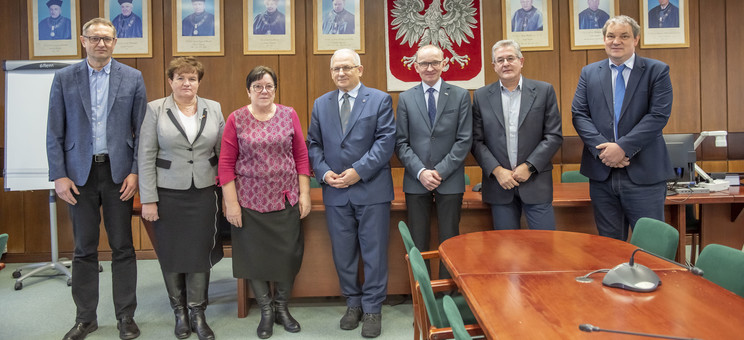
[93,154,109,163]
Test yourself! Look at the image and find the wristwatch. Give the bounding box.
[525,162,537,174]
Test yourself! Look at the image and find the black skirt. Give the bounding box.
[231,201,304,282]
[153,185,223,273]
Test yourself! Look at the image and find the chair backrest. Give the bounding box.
[464,173,471,185]
[409,247,447,328]
[0,233,8,255]
[630,217,679,260]
[442,295,472,340]
[309,177,321,188]
[398,221,416,254]
[561,170,589,183]
[696,244,744,297]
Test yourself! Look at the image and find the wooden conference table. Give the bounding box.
[439,230,744,339]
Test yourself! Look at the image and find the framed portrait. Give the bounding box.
[640,0,689,48]
[569,0,618,50]
[100,0,152,58]
[27,0,81,59]
[313,0,365,54]
[502,0,553,51]
[173,0,224,56]
[243,0,295,55]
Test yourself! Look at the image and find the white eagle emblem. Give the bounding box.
[390,0,478,71]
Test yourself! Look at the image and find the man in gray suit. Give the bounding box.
[472,39,562,230]
[395,44,471,278]
[47,17,147,340]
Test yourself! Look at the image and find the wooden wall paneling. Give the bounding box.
[557,0,586,137]
[480,0,501,86]
[0,0,22,148]
[646,0,700,134]
[699,0,728,131]
[278,0,308,131]
[19,0,30,59]
[0,178,25,252]
[135,0,166,101]
[727,0,744,132]
[699,160,728,173]
[22,190,53,253]
[729,160,744,173]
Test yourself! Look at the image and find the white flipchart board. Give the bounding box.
[3,60,79,191]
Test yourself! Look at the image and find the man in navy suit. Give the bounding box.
[472,39,562,230]
[572,15,673,241]
[307,48,395,338]
[47,18,147,340]
[395,44,471,279]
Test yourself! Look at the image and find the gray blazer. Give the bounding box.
[47,59,147,185]
[395,80,472,194]
[138,95,224,203]
[472,77,563,205]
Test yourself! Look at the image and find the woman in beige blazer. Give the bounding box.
[138,57,224,340]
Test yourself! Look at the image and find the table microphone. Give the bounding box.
[602,248,704,293]
[579,324,699,339]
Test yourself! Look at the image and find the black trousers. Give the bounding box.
[69,160,137,322]
[404,191,463,279]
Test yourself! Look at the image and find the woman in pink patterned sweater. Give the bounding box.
[218,66,311,339]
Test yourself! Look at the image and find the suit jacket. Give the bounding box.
[571,56,673,184]
[472,78,562,205]
[47,59,147,185]
[395,81,472,195]
[307,84,396,206]
[138,95,224,203]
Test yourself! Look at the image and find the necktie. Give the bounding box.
[613,64,626,138]
[427,87,436,126]
[340,92,351,133]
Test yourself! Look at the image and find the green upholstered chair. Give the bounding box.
[398,221,439,340]
[464,173,471,186]
[561,170,589,183]
[0,233,8,257]
[695,244,744,298]
[442,295,473,340]
[630,217,679,260]
[409,247,482,339]
[309,176,321,188]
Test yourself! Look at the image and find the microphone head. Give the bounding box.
[579,324,599,332]
[690,266,704,276]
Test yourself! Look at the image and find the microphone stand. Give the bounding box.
[579,324,699,340]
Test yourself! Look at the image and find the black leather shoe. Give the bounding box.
[117,317,141,340]
[361,313,382,338]
[257,303,274,339]
[340,306,363,330]
[62,321,98,340]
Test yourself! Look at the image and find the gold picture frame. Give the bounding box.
[27,0,81,59]
[569,0,619,50]
[243,0,295,55]
[100,0,152,58]
[313,0,365,54]
[173,0,225,56]
[640,0,689,48]
[502,0,553,52]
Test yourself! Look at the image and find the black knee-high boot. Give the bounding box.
[163,271,190,339]
[250,280,274,339]
[273,281,300,333]
[187,272,215,340]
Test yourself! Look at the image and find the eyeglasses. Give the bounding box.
[331,65,359,74]
[251,84,276,93]
[494,56,519,65]
[416,60,443,69]
[84,36,115,45]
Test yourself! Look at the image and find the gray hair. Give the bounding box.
[414,44,444,62]
[491,40,522,63]
[330,49,361,67]
[602,15,641,38]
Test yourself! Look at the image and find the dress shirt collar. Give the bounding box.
[609,53,636,70]
[87,59,112,76]
[499,76,523,93]
[338,82,362,102]
[422,78,442,94]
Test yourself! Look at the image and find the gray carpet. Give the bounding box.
[0,258,414,340]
